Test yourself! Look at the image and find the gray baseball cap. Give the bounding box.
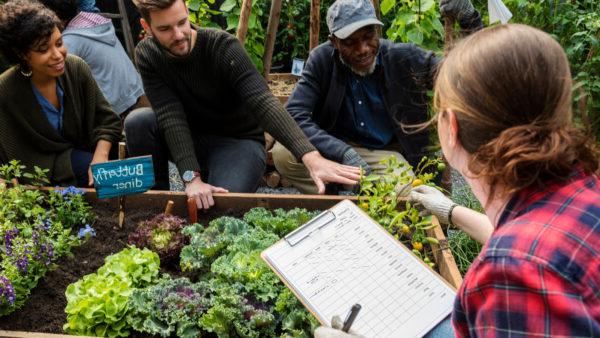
[326,0,383,39]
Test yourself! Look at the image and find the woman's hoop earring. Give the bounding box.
[19,66,32,77]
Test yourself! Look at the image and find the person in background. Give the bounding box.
[40,0,149,121]
[76,0,98,12]
[272,0,482,194]
[126,0,361,209]
[316,24,600,337]
[0,0,121,187]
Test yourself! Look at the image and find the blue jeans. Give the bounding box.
[124,107,266,192]
[70,149,93,187]
[77,0,99,12]
[424,315,454,337]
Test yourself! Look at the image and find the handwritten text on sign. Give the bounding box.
[91,156,154,199]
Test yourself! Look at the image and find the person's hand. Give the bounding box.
[439,0,475,20]
[409,185,456,224]
[185,177,228,210]
[314,315,364,338]
[301,151,362,194]
[87,152,109,186]
[341,148,371,175]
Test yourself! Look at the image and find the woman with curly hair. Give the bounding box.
[317,24,599,337]
[0,0,121,186]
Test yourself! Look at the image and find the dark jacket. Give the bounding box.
[0,55,121,185]
[286,15,482,167]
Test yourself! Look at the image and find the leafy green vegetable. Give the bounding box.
[128,213,188,262]
[128,277,211,338]
[63,247,160,337]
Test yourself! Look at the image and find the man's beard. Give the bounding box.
[156,33,192,57]
[339,52,378,77]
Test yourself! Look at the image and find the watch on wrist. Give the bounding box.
[182,170,200,183]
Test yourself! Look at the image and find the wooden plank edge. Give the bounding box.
[427,217,463,289]
[0,331,93,338]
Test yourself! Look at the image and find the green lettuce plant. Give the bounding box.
[128,213,188,263]
[63,247,160,337]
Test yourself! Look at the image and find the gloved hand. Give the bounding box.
[439,0,475,20]
[409,185,457,224]
[314,315,365,338]
[342,148,371,176]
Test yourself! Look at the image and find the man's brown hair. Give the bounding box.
[131,0,179,23]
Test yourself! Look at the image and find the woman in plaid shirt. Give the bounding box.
[316,24,599,338]
[417,24,600,337]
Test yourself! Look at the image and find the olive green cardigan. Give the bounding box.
[0,55,121,185]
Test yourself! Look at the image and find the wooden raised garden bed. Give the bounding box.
[0,189,461,337]
[267,73,298,104]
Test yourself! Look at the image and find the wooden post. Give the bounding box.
[236,0,253,44]
[309,0,321,51]
[118,142,126,228]
[371,0,382,36]
[187,197,198,224]
[116,0,135,59]
[263,0,283,79]
[443,17,455,55]
[164,200,175,215]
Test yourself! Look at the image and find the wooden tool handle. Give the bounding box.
[187,198,198,224]
[164,200,175,215]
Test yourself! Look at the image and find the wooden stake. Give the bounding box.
[443,16,455,55]
[118,141,126,228]
[187,197,198,224]
[370,0,382,36]
[164,200,175,215]
[236,0,253,44]
[309,0,321,51]
[263,0,283,78]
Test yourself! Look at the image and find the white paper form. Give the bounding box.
[262,200,456,338]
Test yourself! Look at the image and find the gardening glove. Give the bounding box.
[314,315,365,338]
[342,148,371,176]
[439,0,475,20]
[409,185,457,224]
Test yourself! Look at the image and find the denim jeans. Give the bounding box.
[77,0,99,12]
[70,149,93,187]
[424,315,454,337]
[124,107,266,192]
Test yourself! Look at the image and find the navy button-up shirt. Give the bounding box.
[32,82,64,132]
[331,56,395,149]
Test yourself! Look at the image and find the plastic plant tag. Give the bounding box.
[488,0,512,24]
[292,58,305,76]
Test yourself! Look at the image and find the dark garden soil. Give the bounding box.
[0,203,244,336]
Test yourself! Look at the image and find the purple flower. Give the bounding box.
[0,276,16,305]
[16,256,28,274]
[60,186,84,197]
[42,219,52,231]
[4,228,19,256]
[77,224,96,239]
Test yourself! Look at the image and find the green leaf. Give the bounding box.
[380,0,396,15]
[187,0,200,11]
[219,0,236,12]
[407,28,423,45]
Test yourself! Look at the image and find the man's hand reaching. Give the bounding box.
[301,151,362,194]
[185,177,229,210]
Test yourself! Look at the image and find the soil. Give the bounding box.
[0,204,244,336]
[268,77,298,97]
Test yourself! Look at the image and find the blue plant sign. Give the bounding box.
[91,156,154,199]
[291,58,305,76]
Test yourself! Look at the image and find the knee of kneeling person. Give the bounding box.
[123,107,156,135]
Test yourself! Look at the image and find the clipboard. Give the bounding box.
[261,200,456,337]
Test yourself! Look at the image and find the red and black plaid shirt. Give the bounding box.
[452,169,600,337]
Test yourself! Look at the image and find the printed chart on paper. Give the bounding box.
[262,200,456,338]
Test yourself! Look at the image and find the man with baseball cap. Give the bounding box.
[272,0,482,194]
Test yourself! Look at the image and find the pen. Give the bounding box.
[342,303,362,333]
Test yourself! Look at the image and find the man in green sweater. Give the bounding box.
[126,0,361,209]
